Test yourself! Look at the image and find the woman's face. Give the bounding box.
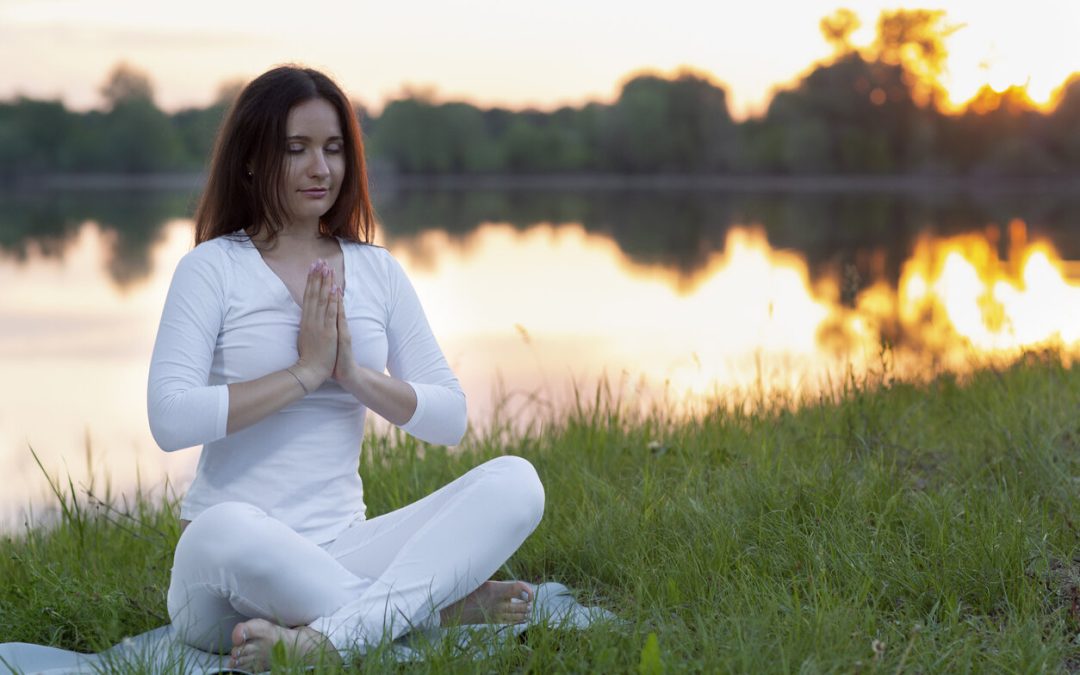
[279,97,345,227]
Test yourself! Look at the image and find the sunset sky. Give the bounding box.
[1,0,1078,118]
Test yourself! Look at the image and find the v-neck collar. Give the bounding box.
[239,231,347,312]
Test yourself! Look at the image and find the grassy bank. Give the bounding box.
[4,352,1080,672]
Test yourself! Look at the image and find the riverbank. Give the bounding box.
[3,353,1080,671]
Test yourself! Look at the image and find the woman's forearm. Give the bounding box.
[338,365,418,427]
[225,363,325,435]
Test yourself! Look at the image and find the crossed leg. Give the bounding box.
[168,456,544,671]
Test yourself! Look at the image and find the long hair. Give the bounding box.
[194,66,375,246]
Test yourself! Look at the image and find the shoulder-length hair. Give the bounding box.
[194,65,376,246]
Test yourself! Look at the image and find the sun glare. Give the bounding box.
[924,3,1078,113]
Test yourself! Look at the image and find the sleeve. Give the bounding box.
[384,252,468,446]
[146,247,231,452]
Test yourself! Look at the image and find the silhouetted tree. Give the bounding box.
[820,8,860,56]
[100,63,155,110]
[1048,76,1080,167]
[758,53,934,173]
[941,85,1058,176]
[869,9,958,108]
[92,63,184,172]
[0,98,75,175]
[371,98,500,172]
[3,15,1080,180]
[605,70,734,172]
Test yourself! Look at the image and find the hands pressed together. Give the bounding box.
[280,256,418,427]
[290,258,355,392]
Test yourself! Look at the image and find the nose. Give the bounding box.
[308,149,330,178]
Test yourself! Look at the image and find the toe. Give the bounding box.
[230,622,248,648]
[504,601,530,623]
[511,580,533,602]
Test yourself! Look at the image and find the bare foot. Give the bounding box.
[440,580,534,626]
[228,618,341,672]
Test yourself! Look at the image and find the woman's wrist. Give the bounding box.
[289,362,326,394]
[337,362,368,400]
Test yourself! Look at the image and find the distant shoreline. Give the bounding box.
[7,171,1080,194]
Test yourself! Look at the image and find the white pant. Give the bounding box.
[166,456,545,654]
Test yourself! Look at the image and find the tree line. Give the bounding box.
[2,8,1079,179]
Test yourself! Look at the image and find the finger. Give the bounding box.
[336,291,350,338]
[314,263,331,323]
[302,261,320,309]
[326,282,339,329]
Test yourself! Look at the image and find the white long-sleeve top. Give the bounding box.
[147,231,466,544]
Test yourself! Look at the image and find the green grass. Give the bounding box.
[4,350,1080,672]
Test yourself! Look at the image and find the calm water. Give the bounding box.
[3,184,1080,530]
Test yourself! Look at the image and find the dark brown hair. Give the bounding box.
[194,65,375,246]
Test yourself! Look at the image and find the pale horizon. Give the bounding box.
[2,0,1079,118]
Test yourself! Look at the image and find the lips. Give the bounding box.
[300,188,329,198]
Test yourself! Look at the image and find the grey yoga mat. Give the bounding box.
[0,582,617,674]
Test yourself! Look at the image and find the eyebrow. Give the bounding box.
[286,135,344,142]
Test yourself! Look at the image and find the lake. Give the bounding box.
[2,181,1079,530]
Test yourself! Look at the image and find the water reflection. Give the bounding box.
[0,189,195,287]
[0,221,198,531]
[373,186,1080,291]
[2,186,1080,530]
[4,186,1080,291]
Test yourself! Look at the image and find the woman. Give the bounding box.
[147,66,545,671]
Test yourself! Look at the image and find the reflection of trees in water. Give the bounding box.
[2,186,1079,291]
[0,189,196,287]
[375,187,1080,292]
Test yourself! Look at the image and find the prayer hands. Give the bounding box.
[294,258,341,388]
[332,285,356,384]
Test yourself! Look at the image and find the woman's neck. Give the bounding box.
[248,222,327,249]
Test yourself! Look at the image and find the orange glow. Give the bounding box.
[897,222,1080,352]
[825,220,1080,379]
[956,83,1044,115]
